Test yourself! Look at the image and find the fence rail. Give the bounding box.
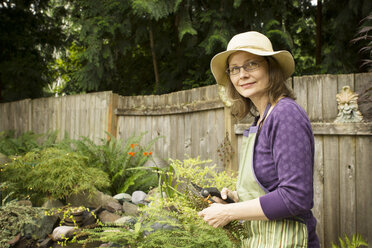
[1,72,371,247]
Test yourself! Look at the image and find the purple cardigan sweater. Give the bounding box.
[253,98,320,247]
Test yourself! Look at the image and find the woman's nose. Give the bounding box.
[239,68,250,78]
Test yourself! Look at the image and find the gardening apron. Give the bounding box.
[236,104,308,248]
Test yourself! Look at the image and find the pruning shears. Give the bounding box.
[191,182,235,204]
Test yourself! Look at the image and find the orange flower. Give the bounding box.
[149,151,153,155]
[144,152,148,156]
[128,152,135,157]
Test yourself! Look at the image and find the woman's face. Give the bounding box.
[227,51,269,101]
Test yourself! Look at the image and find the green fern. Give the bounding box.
[332,234,368,248]
[55,132,162,195]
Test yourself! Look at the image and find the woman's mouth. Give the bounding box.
[240,82,255,88]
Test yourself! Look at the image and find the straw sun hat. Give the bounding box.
[210,31,295,86]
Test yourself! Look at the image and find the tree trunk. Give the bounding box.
[316,0,322,65]
[149,24,159,93]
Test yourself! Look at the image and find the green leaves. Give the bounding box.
[331,234,368,248]
[0,147,110,205]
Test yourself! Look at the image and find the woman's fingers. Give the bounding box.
[220,188,239,202]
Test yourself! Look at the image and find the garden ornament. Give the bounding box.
[191,182,235,204]
[210,31,295,87]
[334,86,363,123]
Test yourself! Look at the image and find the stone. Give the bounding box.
[98,210,121,223]
[113,193,132,203]
[122,202,139,216]
[16,200,33,207]
[0,153,11,164]
[131,191,147,204]
[23,207,59,240]
[105,201,122,213]
[114,216,137,226]
[42,198,64,209]
[38,237,54,248]
[66,190,121,210]
[50,226,80,241]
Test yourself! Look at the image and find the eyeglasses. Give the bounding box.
[226,60,264,76]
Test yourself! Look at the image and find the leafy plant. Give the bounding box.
[0,147,110,206]
[351,13,372,71]
[55,132,162,195]
[81,157,240,247]
[0,201,41,248]
[0,130,58,156]
[331,234,368,248]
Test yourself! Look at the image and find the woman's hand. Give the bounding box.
[212,188,239,204]
[197,203,232,228]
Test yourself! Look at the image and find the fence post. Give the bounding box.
[107,92,119,139]
[224,106,238,174]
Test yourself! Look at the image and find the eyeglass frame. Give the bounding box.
[225,59,267,76]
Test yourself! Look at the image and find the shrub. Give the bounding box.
[0,147,110,205]
[0,130,57,156]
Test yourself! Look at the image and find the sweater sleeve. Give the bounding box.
[259,101,315,220]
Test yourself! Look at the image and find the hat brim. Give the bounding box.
[210,48,295,86]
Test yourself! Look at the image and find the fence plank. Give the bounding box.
[313,136,324,247]
[337,74,354,92]
[308,75,323,121]
[354,73,371,92]
[191,89,200,159]
[322,74,338,121]
[339,136,356,238]
[176,90,186,161]
[323,136,340,247]
[293,76,308,113]
[356,136,372,246]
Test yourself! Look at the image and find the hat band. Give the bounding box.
[229,45,273,52]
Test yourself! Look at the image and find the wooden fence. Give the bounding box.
[0,72,371,247]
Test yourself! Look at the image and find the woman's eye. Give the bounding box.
[247,61,258,67]
[231,67,240,73]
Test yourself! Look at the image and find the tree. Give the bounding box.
[0,0,67,102]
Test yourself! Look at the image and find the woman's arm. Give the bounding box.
[198,198,268,228]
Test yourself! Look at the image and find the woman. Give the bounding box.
[198,31,320,247]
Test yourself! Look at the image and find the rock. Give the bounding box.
[98,210,121,223]
[42,198,64,209]
[131,191,147,204]
[23,207,59,240]
[122,202,139,216]
[105,201,122,213]
[81,207,103,227]
[143,222,178,236]
[66,190,121,211]
[51,226,80,241]
[16,200,33,207]
[114,216,137,226]
[38,237,54,248]
[100,242,122,247]
[0,153,11,164]
[113,193,132,203]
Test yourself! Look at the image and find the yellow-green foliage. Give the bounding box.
[171,157,237,190]
[1,147,110,205]
[82,157,240,247]
[0,201,40,248]
[332,234,368,248]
